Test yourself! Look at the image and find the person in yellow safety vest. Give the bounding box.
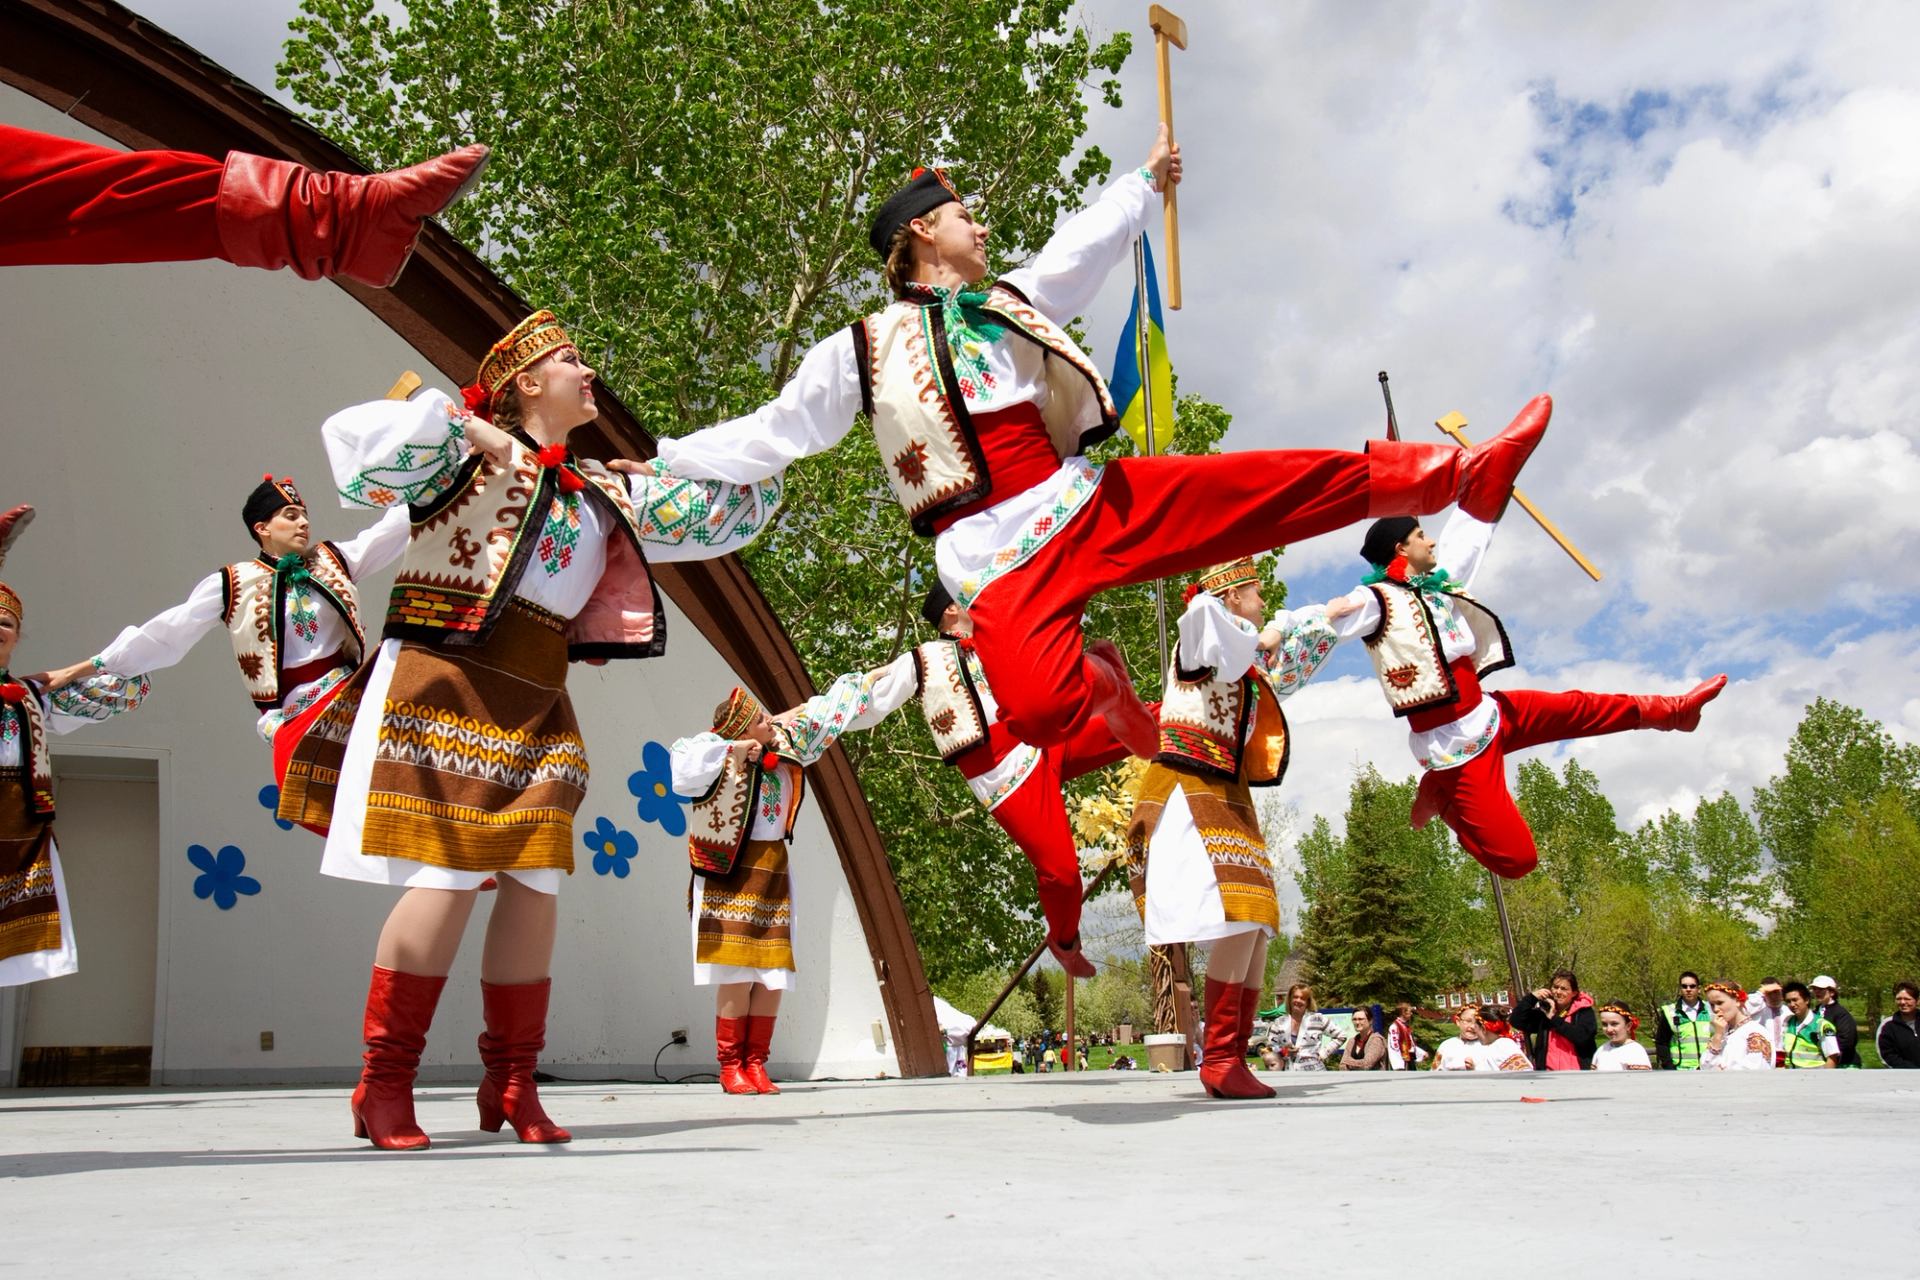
[1779,980,1840,1068]
[1656,971,1714,1069]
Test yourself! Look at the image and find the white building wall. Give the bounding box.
[0,85,901,1082]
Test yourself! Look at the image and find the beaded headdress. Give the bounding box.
[713,686,765,741]
[1194,557,1259,597]
[464,310,574,416]
[1598,1001,1640,1035]
[0,504,32,622]
[1704,980,1747,1006]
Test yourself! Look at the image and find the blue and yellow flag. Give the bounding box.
[1109,235,1175,453]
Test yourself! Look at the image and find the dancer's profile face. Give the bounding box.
[518,347,598,431]
[1397,525,1438,574]
[253,505,311,557]
[1224,582,1264,625]
[942,603,973,638]
[0,609,18,669]
[916,202,989,283]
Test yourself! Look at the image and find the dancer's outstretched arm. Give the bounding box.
[605,458,784,563]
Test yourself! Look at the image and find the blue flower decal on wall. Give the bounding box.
[584,816,639,878]
[188,843,262,910]
[258,783,295,831]
[628,740,689,836]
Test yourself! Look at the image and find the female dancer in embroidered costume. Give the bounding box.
[0,512,150,985]
[1124,558,1350,1099]
[277,312,784,1149]
[40,478,406,802]
[669,681,872,1094]
[804,583,1132,977]
[1324,509,1727,879]
[650,125,1549,769]
[0,123,486,286]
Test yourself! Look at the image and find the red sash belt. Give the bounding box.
[1407,657,1483,733]
[281,650,347,691]
[929,402,1059,535]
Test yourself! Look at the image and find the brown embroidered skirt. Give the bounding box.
[690,838,795,984]
[1125,763,1278,946]
[282,601,589,874]
[0,770,69,980]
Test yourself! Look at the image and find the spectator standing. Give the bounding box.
[1432,1005,1531,1072]
[1592,1003,1652,1071]
[1656,972,1712,1070]
[1811,976,1861,1068]
[1779,981,1840,1069]
[1699,981,1775,1071]
[1270,983,1345,1072]
[1386,1001,1425,1070]
[1512,969,1597,1070]
[1744,978,1787,1065]
[1342,1006,1387,1071]
[1876,981,1920,1069]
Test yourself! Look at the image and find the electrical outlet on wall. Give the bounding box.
[259,1031,274,1051]
[670,1027,688,1045]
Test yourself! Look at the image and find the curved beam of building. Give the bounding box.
[0,0,944,1076]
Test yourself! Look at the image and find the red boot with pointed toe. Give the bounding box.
[350,966,446,1151]
[1454,395,1552,522]
[716,1016,758,1095]
[1234,984,1276,1098]
[216,144,490,286]
[1635,674,1727,732]
[743,1015,782,1095]
[475,978,572,1143]
[1198,978,1268,1100]
[1084,640,1159,759]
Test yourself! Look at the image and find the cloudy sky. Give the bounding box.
[123,1,1920,860]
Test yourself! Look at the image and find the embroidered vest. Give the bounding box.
[386,438,665,660]
[220,545,364,711]
[852,282,1119,535]
[912,639,991,763]
[1155,659,1291,787]
[1361,579,1513,718]
[1,682,55,818]
[687,739,807,875]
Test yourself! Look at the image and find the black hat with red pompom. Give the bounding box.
[869,166,963,258]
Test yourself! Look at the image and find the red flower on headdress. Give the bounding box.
[461,383,492,418]
[1181,582,1202,606]
[0,681,27,704]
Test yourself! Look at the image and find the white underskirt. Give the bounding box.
[1141,787,1271,948]
[317,637,560,896]
[0,840,79,987]
[689,873,794,988]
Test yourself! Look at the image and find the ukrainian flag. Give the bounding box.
[1109,234,1175,453]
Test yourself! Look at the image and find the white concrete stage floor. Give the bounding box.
[4,1069,1914,1278]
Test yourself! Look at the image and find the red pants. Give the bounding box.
[963,713,1131,945]
[968,450,1368,747]
[0,125,224,266]
[1415,689,1642,878]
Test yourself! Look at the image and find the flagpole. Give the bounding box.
[1133,236,1170,678]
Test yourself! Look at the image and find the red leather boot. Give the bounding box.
[1635,675,1727,731]
[716,1016,757,1095]
[351,965,446,1151]
[1234,984,1276,1098]
[1365,394,1552,519]
[1084,639,1159,759]
[1198,978,1268,1100]
[476,978,571,1143]
[216,144,489,286]
[1047,932,1097,980]
[743,1015,782,1095]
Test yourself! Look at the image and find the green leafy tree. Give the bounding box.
[282,0,1227,980]
[1752,698,1920,909]
[1788,791,1920,1022]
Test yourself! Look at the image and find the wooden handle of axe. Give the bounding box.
[1150,5,1187,310]
[1435,412,1603,582]
[385,371,423,401]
